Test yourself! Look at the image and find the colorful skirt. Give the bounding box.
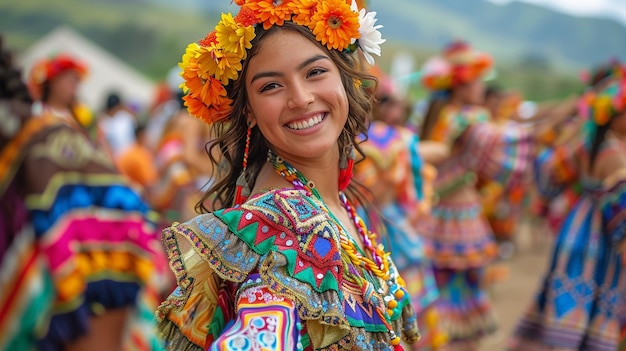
[415,200,497,270]
[433,267,497,349]
[413,200,498,349]
[508,198,623,351]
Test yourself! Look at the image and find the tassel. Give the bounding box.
[338,145,355,191]
[234,171,250,205]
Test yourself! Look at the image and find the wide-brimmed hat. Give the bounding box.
[421,40,492,91]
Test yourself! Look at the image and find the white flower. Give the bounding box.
[350,1,386,64]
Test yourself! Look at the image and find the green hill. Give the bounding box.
[374,0,626,70]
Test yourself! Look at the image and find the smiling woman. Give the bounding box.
[155,1,421,350]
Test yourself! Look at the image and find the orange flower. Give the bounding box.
[244,0,294,30]
[310,0,360,51]
[288,0,316,26]
[199,31,217,47]
[179,43,203,95]
[234,6,261,27]
[183,80,232,125]
[184,95,213,124]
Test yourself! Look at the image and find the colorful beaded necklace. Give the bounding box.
[267,150,406,348]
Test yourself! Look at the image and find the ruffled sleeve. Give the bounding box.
[430,105,489,145]
[458,121,535,191]
[156,189,349,350]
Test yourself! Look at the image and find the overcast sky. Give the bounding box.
[487,0,626,25]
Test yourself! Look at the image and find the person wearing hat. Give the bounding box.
[415,40,534,350]
[154,1,421,349]
[0,38,168,350]
[27,53,95,138]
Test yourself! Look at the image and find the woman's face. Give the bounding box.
[245,29,348,163]
[374,94,409,126]
[456,79,485,105]
[47,70,81,105]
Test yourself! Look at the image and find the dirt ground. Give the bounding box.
[480,218,553,351]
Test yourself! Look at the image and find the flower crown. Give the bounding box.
[578,79,626,126]
[179,0,385,125]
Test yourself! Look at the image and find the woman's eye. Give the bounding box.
[260,82,280,92]
[307,68,327,78]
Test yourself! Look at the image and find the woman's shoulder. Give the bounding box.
[167,187,342,282]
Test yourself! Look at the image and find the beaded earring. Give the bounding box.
[338,143,356,191]
[234,124,252,205]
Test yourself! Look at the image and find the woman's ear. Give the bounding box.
[245,107,257,128]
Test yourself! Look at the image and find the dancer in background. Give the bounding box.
[529,60,626,236]
[155,1,420,349]
[355,67,448,350]
[0,38,167,351]
[27,53,96,139]
[509,77,626,351]
[479,87,527,260]
[416,40,533,350]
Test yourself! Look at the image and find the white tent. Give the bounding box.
[17,25,157,113]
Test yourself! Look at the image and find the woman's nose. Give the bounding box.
[287,81,314,109]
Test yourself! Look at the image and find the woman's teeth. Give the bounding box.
[287,114,323,130]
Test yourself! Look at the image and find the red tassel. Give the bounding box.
[234,184,246,205]
[338,157,354,191]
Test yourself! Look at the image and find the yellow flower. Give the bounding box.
[310,0,360,51]
[244,0,294,30]
[288,0,316,26]
[215,12,256,59]
[196,44,243,85]
[179,43,203,95]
